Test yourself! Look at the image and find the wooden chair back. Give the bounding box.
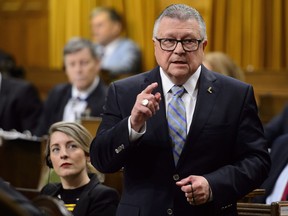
[32,195,73,216]
[80,117,124,195]
[0,189,30,216]
[237,201,288,216]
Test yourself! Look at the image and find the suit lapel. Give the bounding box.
[142,68,171,147]
[189,68,220,138]
[178,67,221,166]
[72,175,100,216]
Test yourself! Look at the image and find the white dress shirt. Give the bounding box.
[266,163,288,204]
[63,77,99,122]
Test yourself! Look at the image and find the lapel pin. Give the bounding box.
[207,87,213,94]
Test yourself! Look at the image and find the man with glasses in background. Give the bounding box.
[90,4,270,216]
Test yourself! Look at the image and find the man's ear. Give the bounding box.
[202,40,208,51]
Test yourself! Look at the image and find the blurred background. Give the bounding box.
[0,0,287,122]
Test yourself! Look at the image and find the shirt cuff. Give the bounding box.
[128,116,146,142]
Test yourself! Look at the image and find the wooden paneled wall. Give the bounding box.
[0,0,48,68]
[245,70,288,123]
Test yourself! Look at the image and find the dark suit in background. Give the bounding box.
[253,105,288,203]
[264,105,288,148]
[35,81,107,136]
[0,75,42,133]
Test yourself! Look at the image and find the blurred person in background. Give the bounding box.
[253,105,288,203]
[203,51,245,81]
[0,62,42,133]
[90,7,142,79]
[35,37,107,136]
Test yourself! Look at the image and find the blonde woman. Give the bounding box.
[41,121,119,216]
[203,51,245,81]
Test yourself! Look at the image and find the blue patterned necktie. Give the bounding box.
[167,85,187,165]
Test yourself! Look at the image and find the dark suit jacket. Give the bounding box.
[253,105,288,203]
[35,80,107,136]
[264,105,288,148]
[0,76,42,133]
[90,66,270,216]
[254,134,288,203]
[41,175,119,216]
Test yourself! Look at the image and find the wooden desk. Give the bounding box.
[237,201,288,216]
[80,117,102,137]
[104,170,124,196]
[0,136,45,189]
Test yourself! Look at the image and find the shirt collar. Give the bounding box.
[160,65,201,97]
[72,76,99,100]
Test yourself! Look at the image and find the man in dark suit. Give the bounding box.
[35,37,107,136]
[0,72,42,133]
[90,4,270,216]
[254,106,288,203]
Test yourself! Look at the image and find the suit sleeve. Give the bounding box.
[90,82,133,173]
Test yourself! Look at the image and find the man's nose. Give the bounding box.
[174,41,185,53]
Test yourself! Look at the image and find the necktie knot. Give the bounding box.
[171,85,185,97]
[76,96,86,101]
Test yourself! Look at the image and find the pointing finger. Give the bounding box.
[142,82,158,94]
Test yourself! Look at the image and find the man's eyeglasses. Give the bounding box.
[155,38,203,52]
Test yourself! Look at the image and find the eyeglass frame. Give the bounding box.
[154,37,204,52]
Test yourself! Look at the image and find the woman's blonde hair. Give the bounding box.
[204,52,245,81]
[45,121,97,175]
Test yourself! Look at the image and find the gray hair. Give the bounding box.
[153,4,207,40]
[63,37,98,59]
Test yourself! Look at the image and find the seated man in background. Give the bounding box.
[0,49,25,78]
[90,6,142,80]
[0,72,42,133]
[35,37,107,136]
[253,105,288,203]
